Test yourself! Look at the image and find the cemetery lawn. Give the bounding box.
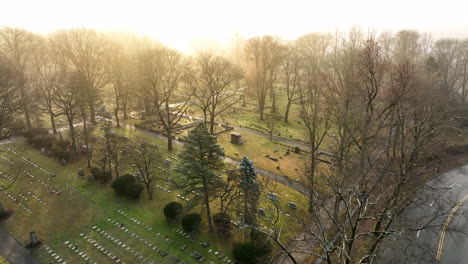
[218,128,307,181]
[0,256,8,264]
[0,136,307,263]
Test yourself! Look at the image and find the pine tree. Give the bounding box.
[239,156,260,241]
[175,123,225,232]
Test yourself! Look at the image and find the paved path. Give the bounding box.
[0,227,41,264]
[0,137,21,146]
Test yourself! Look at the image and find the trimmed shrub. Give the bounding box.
[250,230,272,257]
[232,231,272,264]
[111,174,134,195]
[126,182,144,199]
[163,202,183,220]
[110,174,144,199]
[233,243,258,264]
[90,167,112,183]
[23,127,49,139]
[181,213,201,232]
[54,149,71,161]
[29,134,56,149]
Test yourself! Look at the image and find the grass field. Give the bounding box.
[0,256,8,264]
[0,127,307,264]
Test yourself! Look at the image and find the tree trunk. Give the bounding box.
[202,177,214,232]
[167,129,173,151]
[209,114,215,134]
[146,183,153,200]
[114,108,120,128]
[259,101,265,121]
[0,202,4,216]
[114,163,120,178]
[50,112,57,134]
[67,115,76,151]
[88,100,96,125]
[21,87,32,129]
[271,91,277,114]
[284,100,292,123]
[80,104,91,168]
[114,87,121,127]
[123,98,128,119]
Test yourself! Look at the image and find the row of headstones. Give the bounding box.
[170,228,231,263]
[103,220,170,262]
[267,193,298,208]
[155,184,173,194]
[79,232,125,263]
[5,147,17,154]
[115,209,220,264]
[176,194,191,202]
[171,227,232,263]
[21,156,54,176]
[92,224,154,263]
[0,155,14,164]
[42,244,66,264]
[2,191,32,213]
[25,191,47,205]
[116,209,225,262]
[0,172,14,181]
[22,159,78,193]
[64,240,97,264]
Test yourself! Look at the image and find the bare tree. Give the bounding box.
[187,52,243,133]
[127,140,164,200]
[0,57,20,140]
[106,42,132,127]
[281,43,302,123]
[135,47,192,151]
[245,36,284,120]
[51,28,108,124]
[0,27,40,129]
[459,39,468,104]
[296,33,333,204]
[432,39,462,103]
[31,36,63,134]
[54,71,81,151]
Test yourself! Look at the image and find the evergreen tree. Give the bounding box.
[175,123,225,232]
[239,156,260,241]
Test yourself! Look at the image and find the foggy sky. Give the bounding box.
[1,0,467,52]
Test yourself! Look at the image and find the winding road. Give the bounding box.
[375,164,468,264]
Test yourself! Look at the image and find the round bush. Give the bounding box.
[111,174,135,195]
[163,202,183,220]
[126,182,144,199]
[250,230,272,257]
[181,213,201,232]
[23,128,49,139]
[111,174,144,198]
[233,243,258,264]
[91,167,112,183]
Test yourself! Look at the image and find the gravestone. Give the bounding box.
[229,132,242,144]
[268,192,278,201]
[78,168,85,177]
[288,202,297,209]
[165,159,172,166]
[27,231,41,248]
[294,147,301,153]
[258,208,265,216]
